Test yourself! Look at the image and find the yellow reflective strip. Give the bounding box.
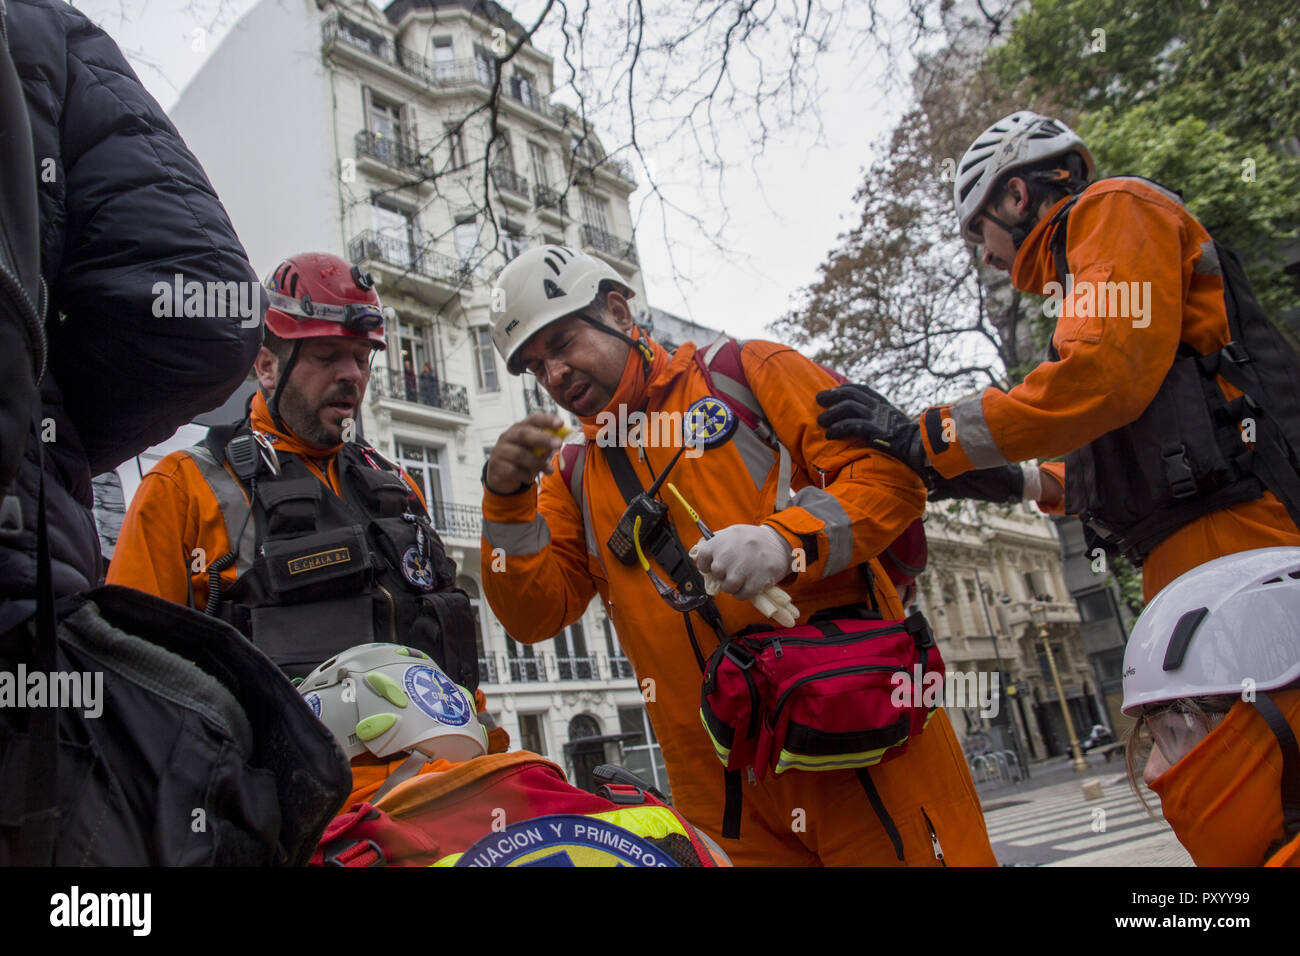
[431,853,462,867]
[699,712,731,763]
[923,709,935,728]
[775,739,907,773]
[586,805,689,841]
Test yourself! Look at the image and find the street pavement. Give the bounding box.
[976,754,1194,867]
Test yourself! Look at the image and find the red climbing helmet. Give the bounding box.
[263,252,387,349]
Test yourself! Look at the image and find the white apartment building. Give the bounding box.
[916,499,1101,767]
[168,0,661,793]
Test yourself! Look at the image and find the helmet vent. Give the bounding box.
[1264,576,1284,584]
[288,271,299,298]
[1162,606,1209,672]
[1289,569,1300,579]
[543,278,566,299]
[544,255,563,276]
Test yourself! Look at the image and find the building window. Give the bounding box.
[1077,589,1114,624]
[492,128,515,171]
[580,190,609,231]
[339,18,386,58]
[454,217,478,265]
[474,326,499,392]
[430,35,455,79]
[397,319,430,386]
[528,141,550,188]
[366,91,404,144]
[395,440,445,521]
[555,620,593,679]
[473,44,496,86]
[510,67,537,109]
[618,707,669,797]
[603,614,632,678]
[371,200,416,269]
[963,578,977,604]
[502,218,528,261]
[518,712,547,756]
[444,123,467,169]
[506,636,544,682]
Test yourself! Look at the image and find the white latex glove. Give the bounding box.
[691,524,792,602]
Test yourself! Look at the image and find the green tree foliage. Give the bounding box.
[990,0,1300,313]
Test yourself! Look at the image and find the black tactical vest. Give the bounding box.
[186,422,479,688]
[1045,177,1300,563]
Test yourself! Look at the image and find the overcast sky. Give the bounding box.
[76,0,921,342]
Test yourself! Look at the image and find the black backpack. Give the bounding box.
[0,2,351,865]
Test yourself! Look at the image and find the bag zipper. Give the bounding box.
[771,664,903,724]
[745,623,908,652]
[920,807,945,866]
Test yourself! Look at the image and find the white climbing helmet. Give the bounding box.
[1121,547,1300,717]
[490,245,634,375]
[954,110,1094,243]
[298,643,487,762]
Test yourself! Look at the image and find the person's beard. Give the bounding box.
[277,378,359,449]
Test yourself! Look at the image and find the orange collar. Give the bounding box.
[1010,192,1076,295]
[576,327,673,440]
[1150,689,1300,866]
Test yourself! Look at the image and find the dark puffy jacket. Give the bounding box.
[0,0,263,631]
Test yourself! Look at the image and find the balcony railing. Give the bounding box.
[557,656,597,680]
[355,129,431,173]
[430,501,483,539]
[478,656,499,684]
[508,656,546,682]
[324,19,569,125]
[348,230,474,289]
[581,223,639,266]
[533,184,569,217]
[368,365,470,415]
[489,165,529,197]
[609,657,635,680]
[523,383,558,415]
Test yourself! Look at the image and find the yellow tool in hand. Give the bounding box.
[532,424,572,457]
[667,482,799,628]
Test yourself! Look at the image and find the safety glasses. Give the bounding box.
[1132,702,1231,768]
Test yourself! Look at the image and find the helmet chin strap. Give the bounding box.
[981,210,1033,250]
[1253,692,1300,855]
[268,339,303,434]
[575,311,655,373]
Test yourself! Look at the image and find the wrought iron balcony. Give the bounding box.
[580,223,639,266]
[367,365,470,416]
[508,656,546,682]
[609,657,635,680]
[523,383,558,415]
[429,501,483,539]
[533,184,568,216]
[556,656,597,681]
[354,130,431,173]
[348,230,474,289]
[478,656,499,684]
[490,165,529,197]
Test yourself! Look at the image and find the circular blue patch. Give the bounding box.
[685,396,736,449]
[403,665,471,726]
[401,544,435,591]
[453,814,680,867]
[303,692,322,718]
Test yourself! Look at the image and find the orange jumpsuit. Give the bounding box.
[481,332,997,866]
[107,390,425,608]
[918,179,1300,600]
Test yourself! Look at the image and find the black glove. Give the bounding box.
[816,383,928,476]
[923,464,1025,504]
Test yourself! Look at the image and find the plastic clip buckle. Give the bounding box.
[723,641,755,671]
[1161,444,1198,499]
[322,837,385,867]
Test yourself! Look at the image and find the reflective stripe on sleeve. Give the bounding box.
[951,395,1011,469]
[790,486,852,578]
[482,513,551,556]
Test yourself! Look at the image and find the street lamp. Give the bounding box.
[974,570,1030,780]
[1029,601,1089,772]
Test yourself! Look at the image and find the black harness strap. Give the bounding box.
[855,767,904,862]
[1255,692,1300,859]
[722,769,744,840]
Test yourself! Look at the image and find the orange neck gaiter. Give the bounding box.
[1150,689,1300,867]
[577,326,670,440]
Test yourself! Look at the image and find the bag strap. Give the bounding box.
[855,767,904,861]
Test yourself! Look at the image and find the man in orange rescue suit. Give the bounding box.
[817,111,1300,600]
[108,252,479,689]
[479,244,997,866]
